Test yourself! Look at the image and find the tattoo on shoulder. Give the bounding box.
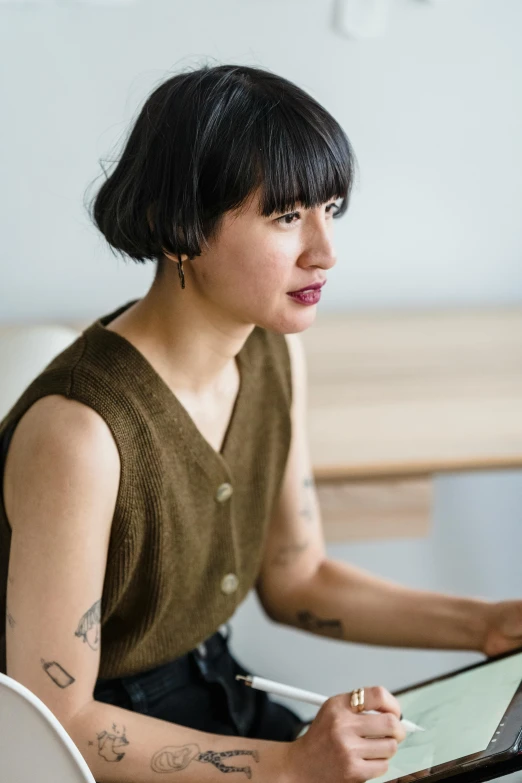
[6,608,16,629]
[75,599,101,651]
[151,744,259,778]
[297,610,344,638]
[94,723,129,762]
[41,658,76,688]
[270,540,309,567]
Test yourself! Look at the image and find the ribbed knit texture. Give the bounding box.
[0,301,292,678]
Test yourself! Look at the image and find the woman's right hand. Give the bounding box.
[283,686,406,783]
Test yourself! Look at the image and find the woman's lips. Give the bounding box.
[287,280,325,305]
[287,288,323,305]
[289,281,325,294]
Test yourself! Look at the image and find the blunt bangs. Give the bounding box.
[89,63,357,264]
[252,99,355,219]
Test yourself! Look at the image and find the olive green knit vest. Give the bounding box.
[0,301,292,678]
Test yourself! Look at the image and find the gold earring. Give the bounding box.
[177,257,185,289]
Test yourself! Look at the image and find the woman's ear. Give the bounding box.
[162,251,189,264]
[160,220,189,265]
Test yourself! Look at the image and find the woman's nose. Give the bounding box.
[299,238,337,271]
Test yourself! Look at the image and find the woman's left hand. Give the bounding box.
[482,600,522,657]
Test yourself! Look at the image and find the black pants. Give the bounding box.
[93,627,305,742]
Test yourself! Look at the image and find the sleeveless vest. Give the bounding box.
[0,301,292,678]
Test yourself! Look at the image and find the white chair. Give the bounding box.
[0,325,80,418]
[0,672,96,782]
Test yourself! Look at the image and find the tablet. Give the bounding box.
[373,647,522,783]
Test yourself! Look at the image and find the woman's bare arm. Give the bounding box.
[257,335,489,652]
[3,393,404,783]
[2,395,289,782]
[68,698,288,782]
[4,395,119,718]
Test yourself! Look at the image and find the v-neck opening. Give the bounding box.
[90,301,251,470]
[214,357,243,458]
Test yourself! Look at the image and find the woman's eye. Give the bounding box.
[327,201,342,216]
[275,202,341,226]
[276,211,300,225]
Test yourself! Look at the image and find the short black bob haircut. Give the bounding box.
[90,63,357,267]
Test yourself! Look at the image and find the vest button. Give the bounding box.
[221,573,239,595]
[215,482,233,502]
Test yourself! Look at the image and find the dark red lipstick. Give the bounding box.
[287,280,326,306]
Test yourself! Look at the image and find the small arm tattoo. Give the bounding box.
[75,599,101,651]
[95,723,129,762]
[297,610,344,638]
[151,744,259,778]
[299,505,314,522]
[270,540,309,567]
[300,475,317,525]
[6,609,16,629]
[41,658,76,688]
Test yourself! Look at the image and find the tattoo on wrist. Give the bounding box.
[271,540,309,567]
[75,598,101,651]
[297,610,343,638]
[41,658,76,688]
[151,744,259,778]
[93,723,129,762]
[6,609,16,629]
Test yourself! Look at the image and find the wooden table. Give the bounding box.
[302,308,522,542]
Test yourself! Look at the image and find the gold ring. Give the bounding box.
[350,688,365,713]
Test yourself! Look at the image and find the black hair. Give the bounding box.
[89,63,357,266]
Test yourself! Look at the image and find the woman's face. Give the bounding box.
[186,186,339,335]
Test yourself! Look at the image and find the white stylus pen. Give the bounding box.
[236,675,424,733]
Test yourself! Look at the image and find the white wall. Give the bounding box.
[0,0,521,322]
[1,0,521,728]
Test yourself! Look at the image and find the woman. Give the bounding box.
[1,64,521,783]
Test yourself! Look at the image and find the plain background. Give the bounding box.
[1,0,521,727]
[1,0,522,320]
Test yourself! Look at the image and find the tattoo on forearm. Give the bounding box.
[151,744,259,778]
[91,723,129,762]
[297,610,344,638]
[299,505,314,523]
[6,608,16,629]
[270,540,309,567]
[41,658,76,688]
[300,475,316,525]
[75,599,101,651]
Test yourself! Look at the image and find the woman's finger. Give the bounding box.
[356,712,406,742]
[360,685,402,718]
[360,738,399,760]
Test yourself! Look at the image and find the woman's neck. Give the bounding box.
[106,265,253,396]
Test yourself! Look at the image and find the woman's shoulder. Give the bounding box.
[3,393,120,533]
[11,394,115,444]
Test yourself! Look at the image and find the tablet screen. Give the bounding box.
[373,650,522,783]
